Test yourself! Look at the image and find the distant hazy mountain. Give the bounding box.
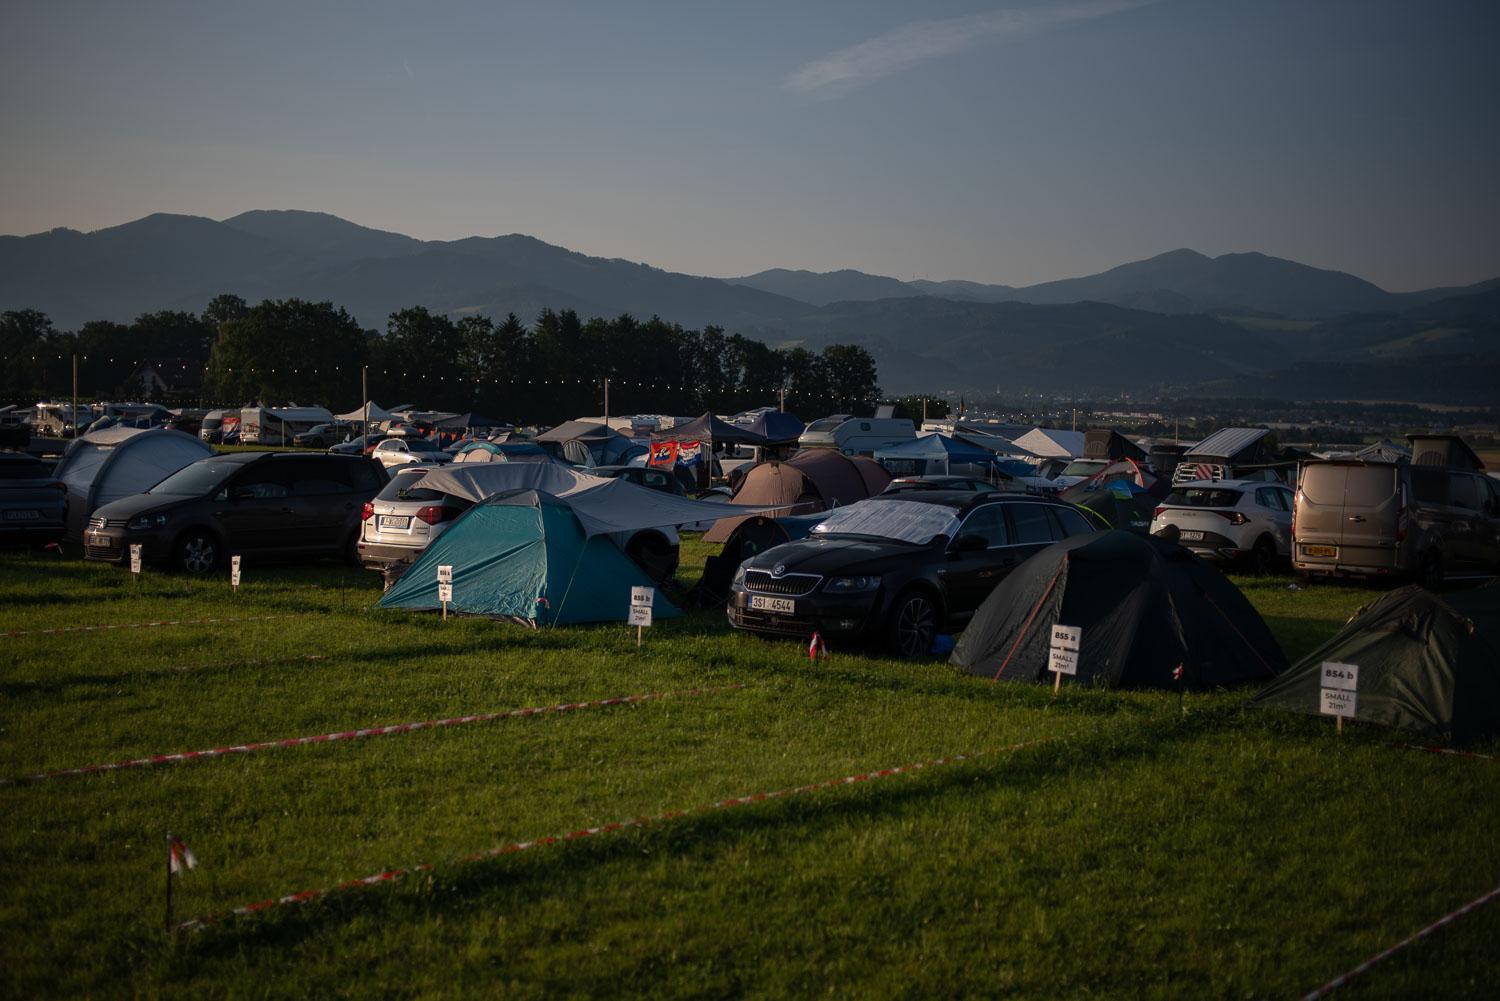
[734,248,1496,319]
[0,210,811,330]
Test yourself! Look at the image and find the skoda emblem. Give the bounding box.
[772,564,787,578]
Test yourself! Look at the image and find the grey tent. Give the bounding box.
[951,531,1286,690]
[1248,584,1500,743]
[53,427,213,538]
[535,420,642,467]
[652,412,770,447]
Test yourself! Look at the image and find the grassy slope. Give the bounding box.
[1,540,1497,999]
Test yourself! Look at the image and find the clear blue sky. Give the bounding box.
[2,0,1496,290]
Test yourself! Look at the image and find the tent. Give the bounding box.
[1248,584,1500,743]
[54,427,214,538]
[951,531,1286,690]
[453,440,551,463]
[701,450,891,543]
[336,401,394,424]
[653,412,770,447]
[434,412,509,431]
[378,490,682,625]
[874,433,1015,478]
[1058,458,1168,533]
[1011,428,1087,459]
[535,420,643,467]
[695,512,830,604]
[1082,429,1148,462]
[743,411,805,445]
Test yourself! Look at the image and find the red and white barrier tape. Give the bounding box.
[1396,743,1494,762]
[0,685,744,787]
[1302,881,1500,999]
[175,738,1053,932]
[0,614,298,639]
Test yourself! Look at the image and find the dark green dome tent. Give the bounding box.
[951,531,1285,689]
[1248,583,1500,743]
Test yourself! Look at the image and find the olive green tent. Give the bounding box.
[1248,583,1500,743]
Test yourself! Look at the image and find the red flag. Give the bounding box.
[649,440,678,468]
[1173,663,1184,682]
[808,632,828,660]
[168,837,197,875]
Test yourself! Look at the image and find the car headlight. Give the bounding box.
[826,575,880,593]
[127,513,168,531]
[731,564,747,589]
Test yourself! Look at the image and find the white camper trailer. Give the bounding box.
[797,414,915,457]
[239,406,335,445]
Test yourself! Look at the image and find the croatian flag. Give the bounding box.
[677,440,702,467]
[169,837,197,875]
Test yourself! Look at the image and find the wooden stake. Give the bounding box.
[1052,670,1062,694]
[636,624,643,648]
[164,832,174,934]
[1337,715,1344,735]
[441,599,448,621]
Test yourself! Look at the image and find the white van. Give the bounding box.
[798,414,915,457]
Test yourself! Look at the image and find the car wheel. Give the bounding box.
[1418,549,1443,590]
[174,530,219,574]
[887,589,938,658]
[1250,536,1277,575]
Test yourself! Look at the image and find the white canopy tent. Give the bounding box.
[335,401,394,424]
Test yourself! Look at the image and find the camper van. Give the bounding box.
[798,414,915,457]
[33,402,99,438]
[239,406,335,445]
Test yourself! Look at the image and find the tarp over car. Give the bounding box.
[54,426,213,538]
[1248,583,1500,743]
[378,489,682,625]
[701,449,892,543]
[951,530,1286,689]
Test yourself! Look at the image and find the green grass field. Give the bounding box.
[2,541,1497,998]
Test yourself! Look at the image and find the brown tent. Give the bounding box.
[702,450,891,542]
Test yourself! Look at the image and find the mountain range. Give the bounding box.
[2,210,1496,402]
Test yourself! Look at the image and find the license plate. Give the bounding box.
[378,515,411,530]
[89,533,113,547]
[1179,530,1204,541]
[749,595,796,614]
[3,509,41,520]
[1304,544,1336,558]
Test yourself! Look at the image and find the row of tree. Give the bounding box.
[3,297,908,424]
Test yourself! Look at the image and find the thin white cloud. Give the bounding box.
[403,57,414,80]
[786,0,1154,95]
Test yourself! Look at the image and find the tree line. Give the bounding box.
[2,296,902,424]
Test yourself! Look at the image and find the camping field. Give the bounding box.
[2,540,1498,998]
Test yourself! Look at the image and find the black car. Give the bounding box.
[883,475,1005,494]
[0,453,66,546]
[590,464,689,496]
[84,452,387,572]
[727,491,1101,657]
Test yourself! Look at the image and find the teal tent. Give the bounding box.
[378,489,681,625]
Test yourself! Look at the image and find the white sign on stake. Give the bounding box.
[1320,661,1359,731]
[1048,624,1082,690]
[437,581,453,604]
[230,554,242,590]
[129,544,142,576]
[629,585,654,644]
[437,565,453,585]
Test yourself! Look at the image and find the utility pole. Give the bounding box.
[71,353,78,439]
[362,365,369,436]
[921,397,928,427]
[603,377,610,425]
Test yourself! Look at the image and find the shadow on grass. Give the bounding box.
[171,707,1239,959]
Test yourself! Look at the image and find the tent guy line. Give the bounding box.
[172,738,1055,934]
[0,685,747,786]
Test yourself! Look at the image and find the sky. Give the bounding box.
[1,0,1497,291]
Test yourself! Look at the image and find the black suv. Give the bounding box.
[84,452,387,572]
[727,491,1101,657]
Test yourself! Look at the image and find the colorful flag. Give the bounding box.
[676,440,702,466]
[1173,663,1184,682]
[649,440,678,468]
[168,837,197,875]
[808,632,828,660]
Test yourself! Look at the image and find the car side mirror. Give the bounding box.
[953,533,987,553]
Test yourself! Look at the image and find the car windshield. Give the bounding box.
[149,459,241,495]
[1165,488,1243,508]
[306,424,329,434]
[810,498,961,545]
[377,470,446,502]
[406,438,441,452]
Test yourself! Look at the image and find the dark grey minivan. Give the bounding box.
[1292,435,1500,585]
[84,452,386,572]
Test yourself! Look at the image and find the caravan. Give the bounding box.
[239,406,335,445]
[797,414,915,457]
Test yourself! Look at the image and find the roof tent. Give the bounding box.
[873,433,1015,478]
[1184,427,1276,463]
[1249,584,1500,743]
[55,427,214,538]
[1082,430,1147,462]
[951,531,1286,689]
[1408,435,1484,471]
[702,449,891,542]
[378,489,681,625]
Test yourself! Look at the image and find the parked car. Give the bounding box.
[883,475,1003,495]
[1293,446,1500,585]
[83,452,387,572]
[1149,479,1294,572]
[591,464,687,496]
[371,436,454,469]
[727,491,1101,657]
[330,433,388,456]
[0,453,67,547]
[357,467,473,574]
[293,422,352,449]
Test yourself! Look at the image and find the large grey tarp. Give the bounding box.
[410,463,781,536]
